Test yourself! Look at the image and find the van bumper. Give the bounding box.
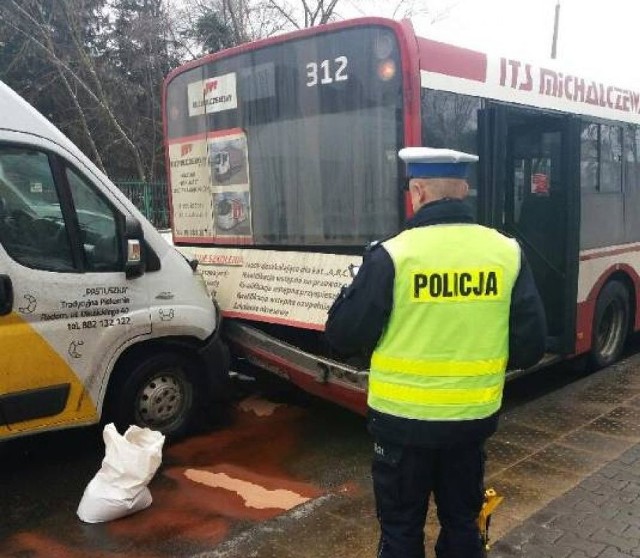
[197,310,232,401]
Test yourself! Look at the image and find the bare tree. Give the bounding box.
[0,0,147,179]
[258,0,342,30]
[219,0,290,41]
[181,0,457,47]
[0,1,108,172]
[338,0,458,25]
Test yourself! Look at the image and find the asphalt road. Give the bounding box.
[1,342,640,558]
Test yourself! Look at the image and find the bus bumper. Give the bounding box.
[222,321,560,415]
[223,320,369,415]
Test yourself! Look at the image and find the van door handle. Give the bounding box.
[0,274,13,316]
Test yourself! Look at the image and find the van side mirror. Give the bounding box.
[124,215,145,279]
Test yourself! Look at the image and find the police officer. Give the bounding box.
[325,147,546,558]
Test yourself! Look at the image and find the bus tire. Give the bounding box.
[109,352,197,440]
[589,280,630,370]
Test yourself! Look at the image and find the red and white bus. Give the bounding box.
[163,17,640,414]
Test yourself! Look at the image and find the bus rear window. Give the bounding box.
[165,26,404,246]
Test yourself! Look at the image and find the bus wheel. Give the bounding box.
[589,280,630,370]
[110,352,197,439]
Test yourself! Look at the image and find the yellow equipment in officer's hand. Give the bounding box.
[478,488,504,551]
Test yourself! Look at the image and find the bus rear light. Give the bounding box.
[377,60,396,81]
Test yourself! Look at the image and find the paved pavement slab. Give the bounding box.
[491,443,640,558]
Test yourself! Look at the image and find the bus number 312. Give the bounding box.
[306,56,348,87]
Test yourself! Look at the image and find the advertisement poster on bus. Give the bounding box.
[179,246,359,330]
[168,129,253,243]
[187,72,238,117]
[208,129,253,242]
[531,158,551,195]
[531,172,550,195]
[168,138,213,239]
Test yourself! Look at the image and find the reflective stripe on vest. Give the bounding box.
[368,224,521,421]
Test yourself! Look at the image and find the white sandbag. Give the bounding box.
[77,423,165,523]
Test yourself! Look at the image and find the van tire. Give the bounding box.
[109,352,197,439]
[589,280,630,370]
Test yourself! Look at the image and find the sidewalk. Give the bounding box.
[491,441,640,558]
[188,358,640,558]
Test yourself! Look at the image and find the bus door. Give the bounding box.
[481,106,579,354]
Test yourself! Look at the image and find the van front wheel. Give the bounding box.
[110,352,197,439]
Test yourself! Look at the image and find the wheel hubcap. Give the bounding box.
[137,373,184,427]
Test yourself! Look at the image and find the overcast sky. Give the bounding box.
[338,0,638,87]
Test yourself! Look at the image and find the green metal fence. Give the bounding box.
[113,180,170,230]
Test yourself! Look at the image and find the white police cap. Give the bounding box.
[399,147,479,179]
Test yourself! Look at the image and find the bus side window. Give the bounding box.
[624,127,640,190]
[600,125,623,192]
[580,122,623,193]
[624,126,640,242]
[580,123,599,191]
[65,167,122,272]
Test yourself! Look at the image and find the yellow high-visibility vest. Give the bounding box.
[368,224,521,421]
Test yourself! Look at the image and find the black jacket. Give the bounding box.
[324,198,547,447]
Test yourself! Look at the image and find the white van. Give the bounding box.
[0,81,230,440]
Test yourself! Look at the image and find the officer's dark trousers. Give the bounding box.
[372,439,485,558]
